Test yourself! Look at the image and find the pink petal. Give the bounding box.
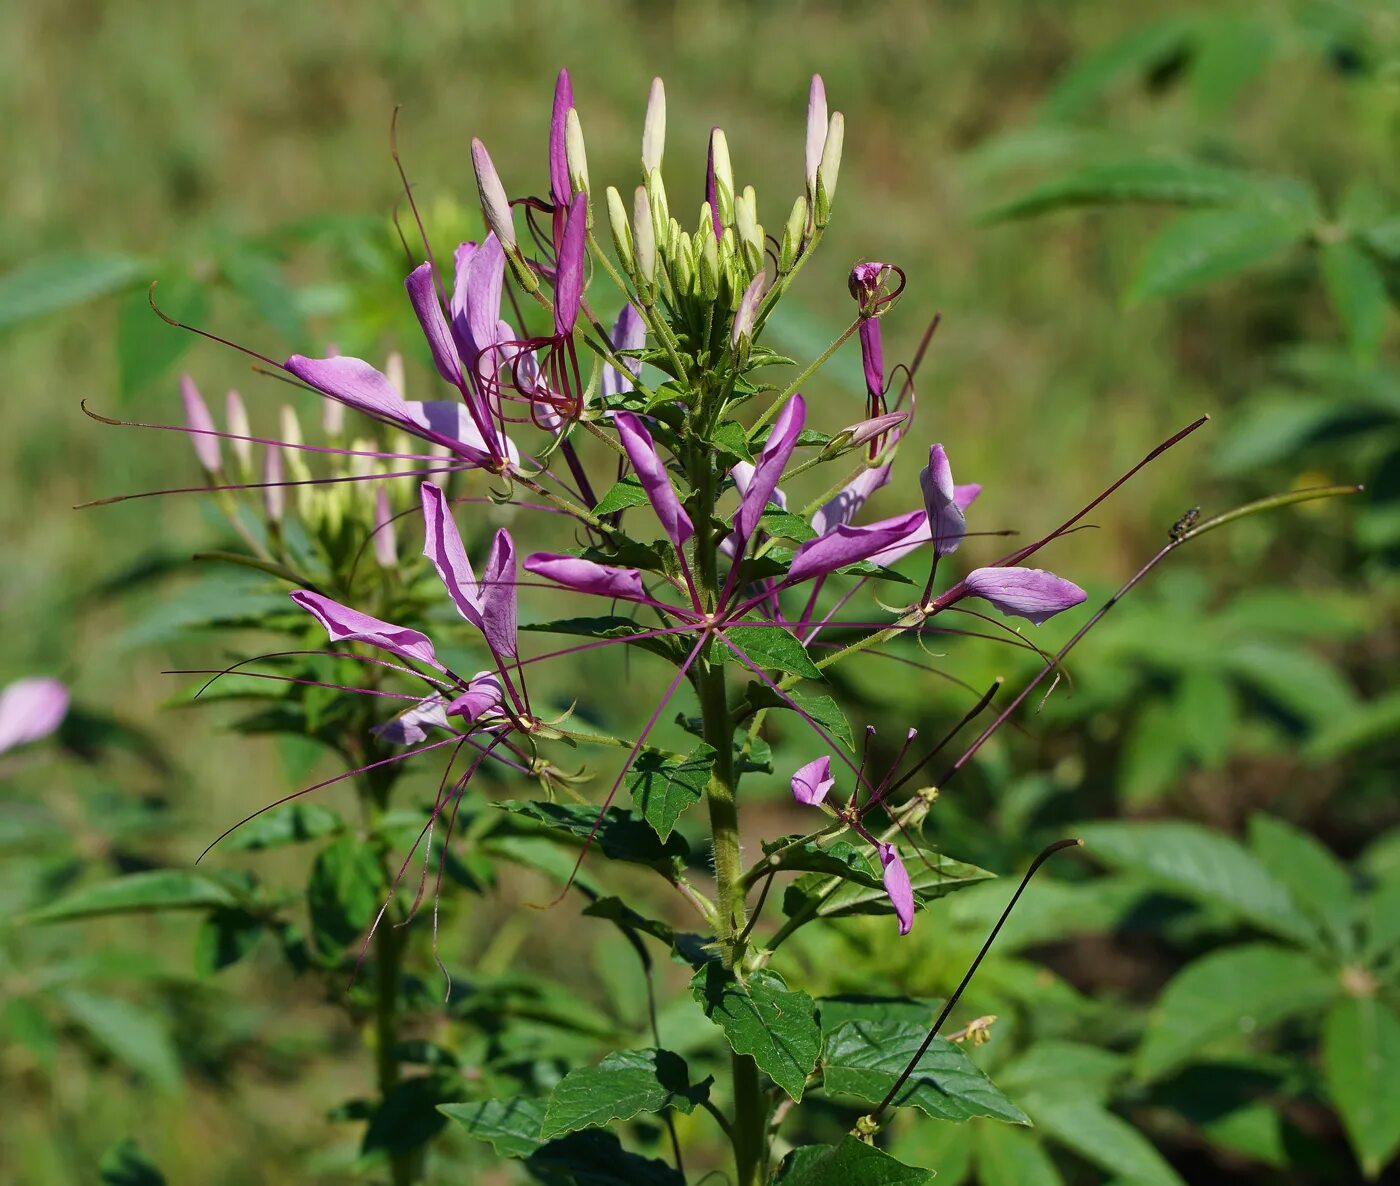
[963,566,1087,625]
[524,553,648,603]
[290,590,440,670]
[0,677,69,755]
[878,843,915,936]
[791,756,835,806]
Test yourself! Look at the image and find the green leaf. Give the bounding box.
[820,1020,1027,1124]
[1040,16,1194,120]
[1129,207,1305,302]
[1323,995,1400,1178]
[625,743,715,841]
[494,801,689,877]
[745,685,854,751]
[540,1048,709,1139]
[116,276,208,400]
[1076,821,1314,944]
[522,616,690,665]
[998,1041,1126,1103]
[306,835,383,958]
[525,1129,685,1185]
[975,1123,1065,1186]
[982,159,1272,222]
[889,1117,974,1184]
[722,625,822,679]
[1361,215,1400,262]
[817,995,944,1035]
[220,248,305,341]
[100,1139,168,1186]
[1248,814,1355,950]
[220,802,344,850]
[26,869,251,923]
[593,474,653,516]
[194,908,265,975]
[710,419,754,464]
[766,837,884,886]
[773,1136,936,1186]
[1024,1096,1186,1186]
[0,251,150,332]
[1135,943,1337,1079]
[1308,691,1400,762]
[1320,239,1388,365]
[438,1097,548,1159]
[1226,641,1360,726]
[58,990,181,1090]
[759,509,819,542]
[784,851,994,923]
[691,966,821,1100]
[362,1073,460,1157]
[1118,701,1189,806]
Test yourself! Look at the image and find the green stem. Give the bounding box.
[750,318,860,437]
[373,920,419,1186]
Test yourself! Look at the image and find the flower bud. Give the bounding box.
[565,108,590,198]
[471,138,515,250]
[632,186,656,286]
[549,68,574,208]
[707,128,734,229]
[698,215,720,300]
[263,445,284,525]
[385,351,406,398]
[735,187,764,273]
[180,375,221,474]
[805,74,828,191]
[779,194,808,273]
[642,77,666,175]
[225,389,253,475]
[279,404,313,518]
[372,488,397,569]
[322,392,345,438]
[606,186,634,276]
[731,271,765,349]
[814,112,844,227]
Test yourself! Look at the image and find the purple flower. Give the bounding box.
[0,677,69,755]
[785,511,926,586]
[877,843,915,935]
[603,304,645,398]
[858,318,884,401]
[961,567,1087,625]
[731,272,765,347]
[614,412,693,550]
[549,68,574,208]
[290,590,441,670]
[920,444,966,557]
[471,139,516,250]
[523,553,649,603]
[447,671,506,724]
[421,482,518,658]
[372,696,449,746]
[790,756,835,806]
[180,375,221,473]
[734,396,805,549]
[554,193,588,338]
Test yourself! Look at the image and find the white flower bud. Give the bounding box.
[642,77,666,175]
[471,138,516,250]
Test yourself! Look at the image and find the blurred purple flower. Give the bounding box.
[0,677,69,755]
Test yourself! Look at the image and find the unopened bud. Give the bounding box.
[805,75,828,191]
[607,186,634,276]
[263,445,284,524]
[279,405,313,517]
[471,138,515,250]
[180,375,221,474]
[731,272,765,349]
[698,218,720,300]
[642,77,666,175]
[632,186,656,286]
[814,112,844,227]
[565,108,590,197]
[779,195,808,272]
[646,167,669,236]
[385,352,406,398]
[372,487,397,568]
[708,129,734,227]
[225,389,252,474]
[322,393,345,438]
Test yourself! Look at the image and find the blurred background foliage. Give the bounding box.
[2,0,1397,1182]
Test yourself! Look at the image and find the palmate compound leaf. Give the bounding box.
[782,848,994,923]
[1323,994,1400,1178]
[494,801,689,878]
[540,1049,711,1140]
[1134,943,1338,1080]
[772,1136,936,1186]
[624,743,716,841]
[690,966,822,1101]
[819,1020,1028,1125]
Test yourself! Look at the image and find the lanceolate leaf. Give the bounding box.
[1128,207,1306,302]
[1247,814,1356,951]
[820,1020,1027,1124]
[1323,994,1400,1178]
[0,251,150,332]
[494,801,689,877]
[773,1137,936,1186]
[306,835,382,958]
[691,966,821,1100]
[1076,821,1315,944]
[625,743,716,840]
[1320,238,1388,365]
[219,802,344,851]
[1024,1095,1187,1186]
[540,1049,710,1139]
[593,474,653,516]
[26,869,254,923]
[1135,943,1337,1080]
[975,1123,1066,1186]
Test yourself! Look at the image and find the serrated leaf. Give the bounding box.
[625,744,715,841]
[306,835,383,958]
[784,851,994,922]
[820,1020,1027,1124]
[1321,239,1388,364]
[1135,943,1336,1080]
[710,420,754,463]
[0,251,150,331]
[1076,821,1314,944]
[220,802,344,851]
[1129,207,1305,302]
[1323,995,1400,1177]
[438,1097,548,1158]
[722,625,822,679]
[975,1123,1065,1186]
[1248,814,1355,950]
[745,685,854,751]
[26,869,251,923]
[816,995,944,1035]
[773,1136,936,1186]
[1024,1095,1187,1186]
[494,801,688,877]
[593,475,653,516]
[691,966,821,1100]
[540,1049,709,1139]
[758,509,819,542]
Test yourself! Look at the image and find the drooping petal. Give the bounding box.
[447,671,505,724]
[919,444,966,557]
[613,411,693,549]
[877,843,915,936]
[373,696,449,746]
[524,553,648,603]
[810,461,892,536]
[0,677,69,755]
[602,304,645,398]
[858,318,884,397]
[734,395,805,547]
[785,510,925,585]
[554,192,588,337]
[290,590,441,669]
[963,566,1087,625]
[805,74,828,188]
[549,68,574,207]
[482,529,518,658]
[420,482,484,628]
[285,355,407,422]
[180,375,221,472]
[404,262,462,385]
[864,486,980,569]
[791,756,835,806]
[955,483,981,510]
